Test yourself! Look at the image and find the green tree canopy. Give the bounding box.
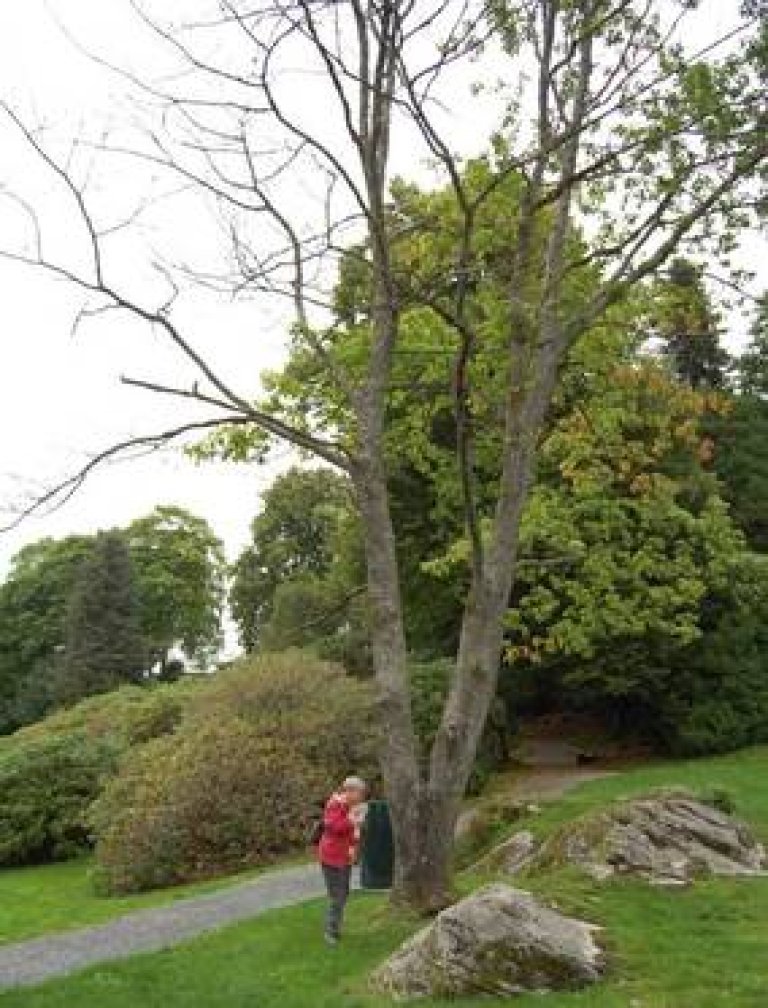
[231,467,359,653]
[126,506,226,672]
[0,535,92,731]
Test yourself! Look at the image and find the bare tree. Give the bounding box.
[1,0,765,910]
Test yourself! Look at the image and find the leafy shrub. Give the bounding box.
[0,683,195,868]
[17,682,195,748]
[190,651,379,786]
[0,731,119,866]
[512,550,768,759]
[91,716,323,893]
[91,652,378,892]
[665,672,768,757]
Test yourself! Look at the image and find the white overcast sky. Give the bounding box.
[0,0,765,582]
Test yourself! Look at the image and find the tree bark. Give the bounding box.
[389,786,457,913]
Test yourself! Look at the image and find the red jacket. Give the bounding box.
[318,792,357,867]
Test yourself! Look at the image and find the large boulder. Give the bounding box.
[531,792,766,884]
[370,884,604,1000]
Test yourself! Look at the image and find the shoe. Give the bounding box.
[324,931,339,946]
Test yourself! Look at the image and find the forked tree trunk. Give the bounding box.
[354,426,545,912]
[349,0,592,916]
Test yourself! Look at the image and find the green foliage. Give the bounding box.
[0,651,373,879]
[509,492,742,667]
[16,682,195,749]
[230,467,362,654]
[737,290,768,398]
[0,731,119,866]
[91,653,376,892]
[126,506,226,670]
[408,659,511,794]
[659,555,768,756]
[0,682,194,869]
[407,659,454,757]
[260,577,340,651]
[0,506,226,733]
[429,343,764,753]
[90,720,321,894]
[653,259,731,390]
[707,394,768,552]
[0,535,92,733]
[56,531,147,706]
[258,577,369,670]
[434,359,741,667]
[191,651,379,786]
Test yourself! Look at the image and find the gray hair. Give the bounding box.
[342,775,367,791]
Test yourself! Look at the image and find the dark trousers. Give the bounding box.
[322,863,351,938]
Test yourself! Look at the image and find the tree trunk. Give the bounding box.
[389,787,457,914]
[353,455,445,904]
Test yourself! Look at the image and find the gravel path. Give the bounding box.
[0,864,330,990]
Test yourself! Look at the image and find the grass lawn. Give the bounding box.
[1,746,767,1007]
[0,857,306,946]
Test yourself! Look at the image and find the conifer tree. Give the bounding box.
[57,531,146,704]
[657,259,731,390]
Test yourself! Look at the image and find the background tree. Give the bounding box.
[126,506,226,674]
[501,363,750,739]
[1,1,765,911]
[706,395,768,553]
[737,291,768,398]
[55,531,146,706]
[704,294,768,552]
[653,259,731,390]
[0,536,92,732]
[230,467,358,652]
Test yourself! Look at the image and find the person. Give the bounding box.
[316,775,367,945]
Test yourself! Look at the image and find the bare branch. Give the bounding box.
[0,417,251,533]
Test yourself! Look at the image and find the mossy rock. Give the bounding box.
[370,884,605,999]
[528,789,765,884]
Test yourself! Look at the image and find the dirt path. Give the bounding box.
[456,737,619,837]
[509,738,618,799]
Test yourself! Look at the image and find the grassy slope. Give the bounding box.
[1,747,767,1007]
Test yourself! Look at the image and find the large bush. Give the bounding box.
[0,731,119,866]
[91,717,322,893]
[18,682,194,748]
[0,683,195,868]
[189,651,379,785]
[91,653,377,892]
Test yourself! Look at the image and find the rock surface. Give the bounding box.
[531,792,766,883]
[476,830,538,874]
[370,884,604,1000]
